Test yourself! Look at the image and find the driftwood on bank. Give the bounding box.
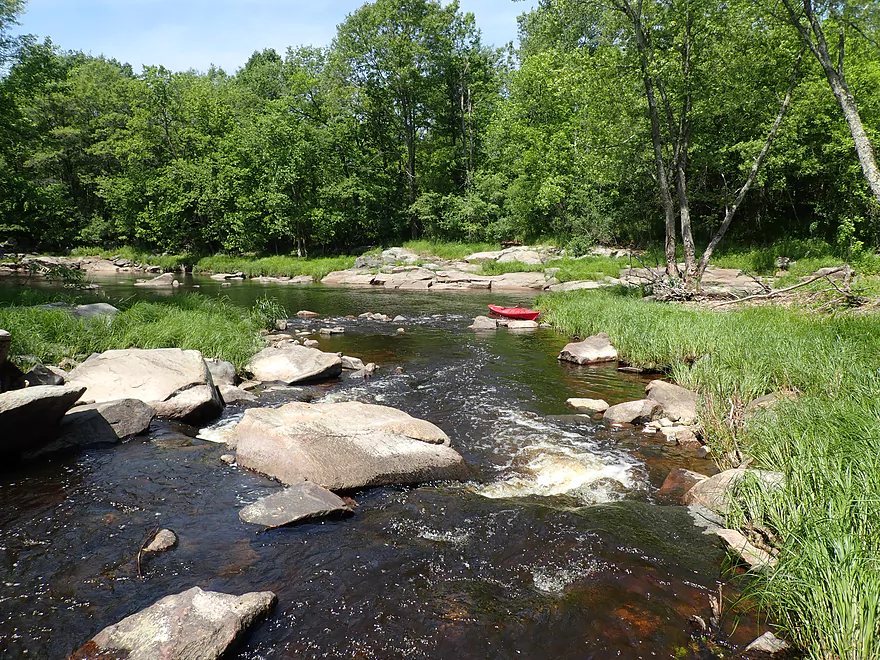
[709,266,855,308]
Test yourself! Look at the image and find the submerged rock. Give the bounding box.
[558,333,618,365]
[239,482,352,528]
[69,586,276,660]
[68,348,223,425]
[246,346,342,384]
[232,401,467,490]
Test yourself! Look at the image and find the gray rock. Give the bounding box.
[603,399,662,425]
[239,482,352,528]
[392,315,406,323]
[340,355,365,371]
[559,333,618,364]
[205,358,237,387]
[468,316,497,330]
[233,401,467,490]
[134,272,177,287]
[71,587,276,660]
[67,348,223,425]
[219,384,258,404]
[321,270,378,286]
[246,346,342,384]
[17,363,65,387]
[685,468,785,514]
[303,339,320,348]
[220,453,236,465]
[487,271,549,289]
[71,302,118,319]
[318,326,345,335]
[497,250,543,265]
[565,398,609,413]
[745,632,789,654]
[0,385,85,454]
[645,380,698,423]
[547,280,603,293]
[296,310,320,318]
[717,528,777,571]
[144,528,178,553]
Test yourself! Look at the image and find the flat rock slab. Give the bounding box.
[0,384,86,454]
[559,333,618,364]
[233,401,467,490]
[69,586,276,660]
[240,482,352,528]
[67,348,222,425]
[246,345,342,384]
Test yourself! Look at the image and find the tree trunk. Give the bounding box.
[781,0,880,206]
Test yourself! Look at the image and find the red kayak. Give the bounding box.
[487,304,540,321]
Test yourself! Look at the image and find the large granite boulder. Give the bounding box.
[603,399,662,425]
[558,333,618,364]
[26,399,155,459]
[232,401,467,490]
[246,346,342,384]
[205,358,236,387]
[69,587,276,660]
[239,482,353,529]
[67,348,223,425]
[646,380,698,423]
[0,384,85,454]
[487,272,548,289]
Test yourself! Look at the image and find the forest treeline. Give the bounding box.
[0,0,878,258]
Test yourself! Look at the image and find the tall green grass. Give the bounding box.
[193,254,355,280]
[0,294,267,371]
[402,239,500,261]
[70,246,193,271]
[540,288,880,658]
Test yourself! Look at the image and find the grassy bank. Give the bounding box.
[0,294,269,371]
[192,254,355,280]
[539,288,880,659]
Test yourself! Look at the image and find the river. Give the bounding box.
[0,275,758,658]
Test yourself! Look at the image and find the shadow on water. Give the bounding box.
[0,276,757,658]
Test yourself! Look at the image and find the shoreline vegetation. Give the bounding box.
[3,239,880,658]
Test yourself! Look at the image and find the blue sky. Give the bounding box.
[13,0,538,73]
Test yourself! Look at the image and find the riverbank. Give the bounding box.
[539,287,880,658]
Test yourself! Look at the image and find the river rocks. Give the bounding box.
[506,320,539,330]
[296,310,320,318]
[0,384,85,454]
[205,358,236,388]
[232,401,467,490]
[17,363,66,387]
[603,399,662,425]
[340,355,365,371]
[210,271,244,280]
[27,398,156,458]
[69,587,276,660]
[239,482,353,529]
[469,316,497,330]
[497,250,543,265]
[547,280,603,293]
[321,270,380,286]
[558,333,618,365]
[486,271,549,290]
[566,398,609,413]
[134,272,178,287]
[645,380,697,423]
[144,528,178,553]
[745,632,789,655]
[68,348,223,425]
[382,267,437,290]
[716,528,777,571]
[318,326,345,335]
[246,346,342,384]
[685,468,785,514]
[219,384,258,404]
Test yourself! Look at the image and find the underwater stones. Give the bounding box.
[558,333,618,365]
[232,401,466,490]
